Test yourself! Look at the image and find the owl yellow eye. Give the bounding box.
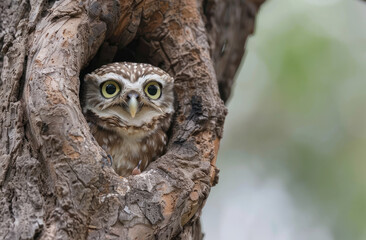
[144,81,161,100]
[101,80,120,99]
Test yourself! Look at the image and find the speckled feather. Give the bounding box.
[82,62,174,176]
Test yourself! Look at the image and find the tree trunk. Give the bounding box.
[0,0,264,239]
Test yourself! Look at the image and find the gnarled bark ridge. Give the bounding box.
[0,0,264,239]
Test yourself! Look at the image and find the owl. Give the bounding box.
[82,62,174,176]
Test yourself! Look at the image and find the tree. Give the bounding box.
[0,0,264,239]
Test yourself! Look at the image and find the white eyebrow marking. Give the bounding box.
[97,73,130,84]
[137,74,165,86]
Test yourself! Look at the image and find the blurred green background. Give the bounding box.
[202,0,366,239]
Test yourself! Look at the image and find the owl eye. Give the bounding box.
[101,80,120,98]
[144,81,161,100]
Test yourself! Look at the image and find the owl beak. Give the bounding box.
[127,94,139,118]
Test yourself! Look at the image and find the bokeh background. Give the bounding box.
[201,0,366,239]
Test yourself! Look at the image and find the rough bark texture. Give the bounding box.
[0,0,264,239]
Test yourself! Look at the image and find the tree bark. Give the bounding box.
[0,0,264,239]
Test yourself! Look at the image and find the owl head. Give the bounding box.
[82,62,174,135]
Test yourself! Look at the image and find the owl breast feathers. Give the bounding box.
[82,62,174,176]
